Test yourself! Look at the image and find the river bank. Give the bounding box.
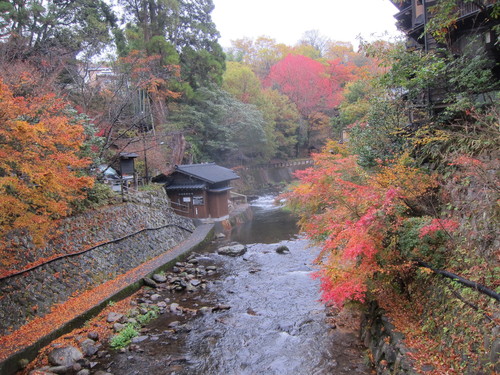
[18,196,372,375]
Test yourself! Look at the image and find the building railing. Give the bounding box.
[230,191,248,205]
[169,200,190,214]
[458,0,482,18]
[237,159,314,171]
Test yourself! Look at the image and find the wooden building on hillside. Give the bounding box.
[390,0,499,76]
[165,163,240,219]
[389,0,499,114]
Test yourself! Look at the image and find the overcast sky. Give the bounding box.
[211,0,403,49]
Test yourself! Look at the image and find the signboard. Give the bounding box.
[182,197,191,203]
[193,196,204,206]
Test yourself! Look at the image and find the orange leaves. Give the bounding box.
[0,79,93,265]
[119,50,181,100]
[371,156,438,202]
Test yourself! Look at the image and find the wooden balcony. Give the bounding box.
[457,1,482,18]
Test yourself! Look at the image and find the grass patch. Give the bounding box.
[109,324,138,349]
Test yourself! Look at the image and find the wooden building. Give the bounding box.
[390,0,499,76]
[389,0,499,113]
[119,152,138,179]
[165,163,240,219]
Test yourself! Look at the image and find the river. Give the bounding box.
[95,196,371,375]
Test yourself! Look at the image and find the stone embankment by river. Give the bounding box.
[17,195,373,375]
[0,190,194,337]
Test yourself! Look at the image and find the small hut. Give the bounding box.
[165,163,240,219]
[119,152,138,179]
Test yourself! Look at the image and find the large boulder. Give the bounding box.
[217,243,247,257]
[48,346,83,366]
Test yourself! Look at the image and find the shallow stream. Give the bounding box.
[96,196,371,375]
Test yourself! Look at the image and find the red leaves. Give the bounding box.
[283,141,439,308]
[419,218,459,238]
[265,54,358,116]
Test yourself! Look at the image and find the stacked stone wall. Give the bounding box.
[360,303,419,375]
[0,190,194,335]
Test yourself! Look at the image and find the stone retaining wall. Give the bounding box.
[232,163,312,195]
[0,190,194,335]
[360,302,419,375]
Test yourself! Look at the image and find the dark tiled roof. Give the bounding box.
[119,152,139,158]
[174,163,240,184]
[165,183,206,191]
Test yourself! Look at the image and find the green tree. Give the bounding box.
[168,87,268,164]
[227,36,291,79]
[0,0,116,55]
[223,61,263,104]
[119,0,225,90]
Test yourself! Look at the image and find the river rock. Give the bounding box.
[48,346,83,366]
[190,279,201,286]
[143,277,158,288]
[76,370,90,375]
[150,293,161,301]
[275,245,290,254]
[212,304,231,312]
[106,312,123,323]
[131,335,149,343]
[170,303,180,313]
[87,332,99,341]
[29,370,57,375]
[127,318,137,325]
[217,243,247,257]
[152,274,167,283]
[46,365,73,374]
[80,339,99,357]
[198,306,211,314]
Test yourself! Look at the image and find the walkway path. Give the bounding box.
[0,224,214,375]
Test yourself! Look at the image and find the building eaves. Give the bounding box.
[174,163,240,184]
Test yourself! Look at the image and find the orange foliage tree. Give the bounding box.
[0,79,93,260]
[283,141,440,307]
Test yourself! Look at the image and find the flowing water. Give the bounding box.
[97,196,371,375]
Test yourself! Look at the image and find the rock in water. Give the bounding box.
[217,243,247,257]
[275,245,290,254]
[48,346,83,366]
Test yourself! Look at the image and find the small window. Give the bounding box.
[193,196,204,206]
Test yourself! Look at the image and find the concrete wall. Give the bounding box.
[0,190,194,335]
